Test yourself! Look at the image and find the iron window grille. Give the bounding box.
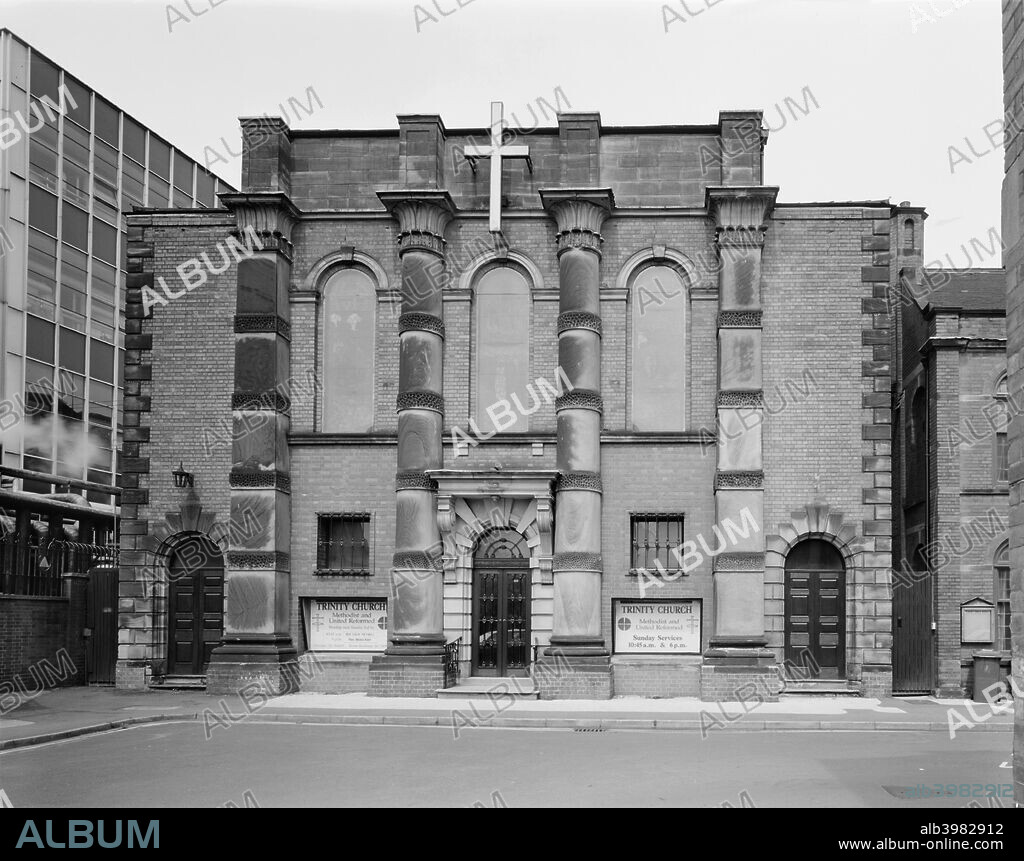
[316,513,370,575]
[629,513,685,576]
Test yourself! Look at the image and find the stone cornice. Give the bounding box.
[220,192,301,257]
[377,189,456,256]
[539,188,615,255]
[705,186,779,248]
[427,469,558,500]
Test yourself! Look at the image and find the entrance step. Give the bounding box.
[436,676,538,699]
[150,675,207,691]
[780,679,860,697]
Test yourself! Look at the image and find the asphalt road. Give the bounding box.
[0,722,1014,808]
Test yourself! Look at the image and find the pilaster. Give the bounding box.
[206,191,300,696]
[702,186,778,700]
[537,188,614,697]
[370,190,455,696]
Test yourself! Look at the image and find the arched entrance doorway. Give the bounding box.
[167,534,225,676]
[784,539,846,679]
[472,528,531,678]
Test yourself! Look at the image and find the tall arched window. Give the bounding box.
[993,374,1008,485]
[323,268,375,432]
[903,218,915,250]
[631,264,686,431]
[475,266,530,434]
[994,542,1010,651]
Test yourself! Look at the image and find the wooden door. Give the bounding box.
[168,536,224,675]
[784,539,846,680]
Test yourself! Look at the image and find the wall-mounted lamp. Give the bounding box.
[172,462,194,488]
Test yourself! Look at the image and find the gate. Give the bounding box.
[892,546,933,694]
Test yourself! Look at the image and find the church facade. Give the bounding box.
[116,107,917,700]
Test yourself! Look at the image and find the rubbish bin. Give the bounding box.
[972,650,1005,702]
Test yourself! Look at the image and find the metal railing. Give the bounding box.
[444,636,462,687]
[0,536,119,597]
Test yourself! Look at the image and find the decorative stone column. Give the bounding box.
[536,188,614,699]
[369,190,455,697]
[701,186,779,702]
[206,191,301,696]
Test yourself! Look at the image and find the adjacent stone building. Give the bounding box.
[1001,0,1024,808]
[118,106,911,700]
[893,269,1010,697]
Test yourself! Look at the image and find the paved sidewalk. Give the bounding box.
[0,686,1014,750]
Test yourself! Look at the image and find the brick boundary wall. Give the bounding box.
[0,575,87,691]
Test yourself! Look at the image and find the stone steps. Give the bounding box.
[150,675,207,691]
[436,677,538,699]
[780,679,860,697]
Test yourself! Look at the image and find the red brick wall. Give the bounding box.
[0,595,84,692]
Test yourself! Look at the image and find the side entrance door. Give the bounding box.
[168,536,224,676]
[784,539,846,680]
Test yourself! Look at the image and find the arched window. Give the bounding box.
[994,542,1010,651]
[994,373,1008,398]
[993,374,1008,484]
[322,268,375,432]
[631,264,686,431]
[903,218,915,250]
[475,266,530,434]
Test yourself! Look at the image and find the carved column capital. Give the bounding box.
[705,186,779,249]
[220,192,300,258]
[539,188,615,256]
[378,190,456,256]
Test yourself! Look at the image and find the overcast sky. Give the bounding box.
[0,0,1004,265]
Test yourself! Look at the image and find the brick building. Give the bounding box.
[893,269,1010,697]
[118,106,912,700]
[1001,0,1024,808]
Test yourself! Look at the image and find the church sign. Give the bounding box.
[612,599,702,655]
[304,598,388,652]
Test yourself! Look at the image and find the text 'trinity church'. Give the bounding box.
[117,102,937,700]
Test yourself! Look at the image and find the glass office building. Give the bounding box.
[0,30,234,502]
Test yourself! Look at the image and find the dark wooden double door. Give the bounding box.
[472,563,531,677]
[784,540,846,679]
[168,537,224,676]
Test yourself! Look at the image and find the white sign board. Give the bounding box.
[612,599,702,655]
[306,598,388,652]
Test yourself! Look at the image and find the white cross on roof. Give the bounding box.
[464,101,532,233]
